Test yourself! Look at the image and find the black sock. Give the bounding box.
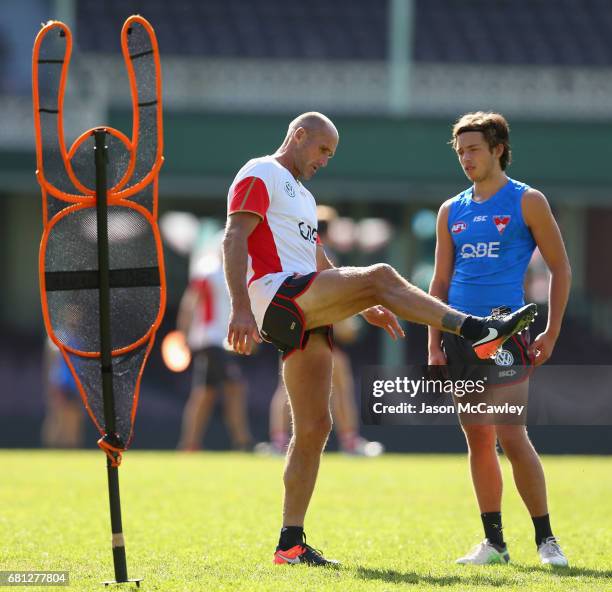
[278,526,304,550]
[481,512,505,548]
[532,514,553,546]
[460,315,485,340]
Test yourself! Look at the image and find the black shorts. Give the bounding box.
[261,272,333,360]
[442,327,533,387]
[192,346,242,389]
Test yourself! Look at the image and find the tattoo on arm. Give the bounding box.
[442,312,463,332]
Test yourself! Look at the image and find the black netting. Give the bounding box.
[132,104,158,186]
[48,285,160,353]
[125,21,159,189]
[67,341,149,445]
[127,183,154,213]
[131,51,156,105]
[70,132,131,192]
[46,192,73,220]
[48,289,100,351]
[37,28,78,196]
[45,207,99,272]
[107,206,157,267]
[37,26,65,94]
[46,206,158,270]
[108,287,160,349]
[40,110,78,196]
[38,20,163,452]
[45,206,161,352]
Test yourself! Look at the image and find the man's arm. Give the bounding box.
[223,212,263,355]
[522,189,572,365]
[428,201,454,364]
[316,243,334,271]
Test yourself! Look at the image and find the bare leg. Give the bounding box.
[296,265,466,332]
[178,386,217,450]
[462,424,503,512]
[496,424,548,516]
[282,334,333,526]
[223,380,253,449]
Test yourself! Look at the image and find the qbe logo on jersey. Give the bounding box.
[460,241,501,259]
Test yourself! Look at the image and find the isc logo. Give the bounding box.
[473,215,488,222]
[460,241,500,258]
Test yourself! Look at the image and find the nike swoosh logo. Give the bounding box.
[275,552,301,564]
[472,327,498,346]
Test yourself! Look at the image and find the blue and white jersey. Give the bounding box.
[447,178,536,317]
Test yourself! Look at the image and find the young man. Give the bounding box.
[428,112,572,566]
[223,111,537,566]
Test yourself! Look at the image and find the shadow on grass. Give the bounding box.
[511,564,612,580]
[355,567,512,587]
[356,564,612,586]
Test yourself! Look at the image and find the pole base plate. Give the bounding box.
[102,578,143,587]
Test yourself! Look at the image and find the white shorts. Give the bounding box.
[248,271,294,331]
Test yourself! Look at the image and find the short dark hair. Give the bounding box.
[451,111,512,170]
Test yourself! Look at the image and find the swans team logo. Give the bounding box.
[493,215,511,234]
[451,221,467,234]
[494,349,514,366]
[284,181,296,198]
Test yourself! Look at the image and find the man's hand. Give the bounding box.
[528,330,557,366]
[428,347,449,379]
[227,305,262,355]
[428,348,447,366]
[361,306,405,340]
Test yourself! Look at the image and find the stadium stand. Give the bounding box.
[75,0,612,65]
[76,0,388,59]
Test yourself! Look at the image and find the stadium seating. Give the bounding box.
[76,0,387,59]
[75,0,612,65]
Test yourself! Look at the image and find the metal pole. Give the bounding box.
[54,0,76,29]
[94,129,129,584]
[388,0,415,116]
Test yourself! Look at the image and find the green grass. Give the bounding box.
[1,451,610,591]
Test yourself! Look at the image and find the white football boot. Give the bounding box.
[456,539,510,564]
[538,537,569,566]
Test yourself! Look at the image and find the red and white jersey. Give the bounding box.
[186,253,230,350]
[227,155,320,329]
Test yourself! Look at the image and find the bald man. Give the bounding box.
[223,112,537,565]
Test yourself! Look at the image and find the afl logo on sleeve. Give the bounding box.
[451,221,468,234]
[493,215,511,234]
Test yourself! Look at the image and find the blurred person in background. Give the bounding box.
[259,206,384,457]
[429,112,571,566]
[261,317,383,457]
[176,237,253,451]
[41,339,84,448]
[224,111,535,566]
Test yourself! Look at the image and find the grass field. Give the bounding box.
[1,451,610,591]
